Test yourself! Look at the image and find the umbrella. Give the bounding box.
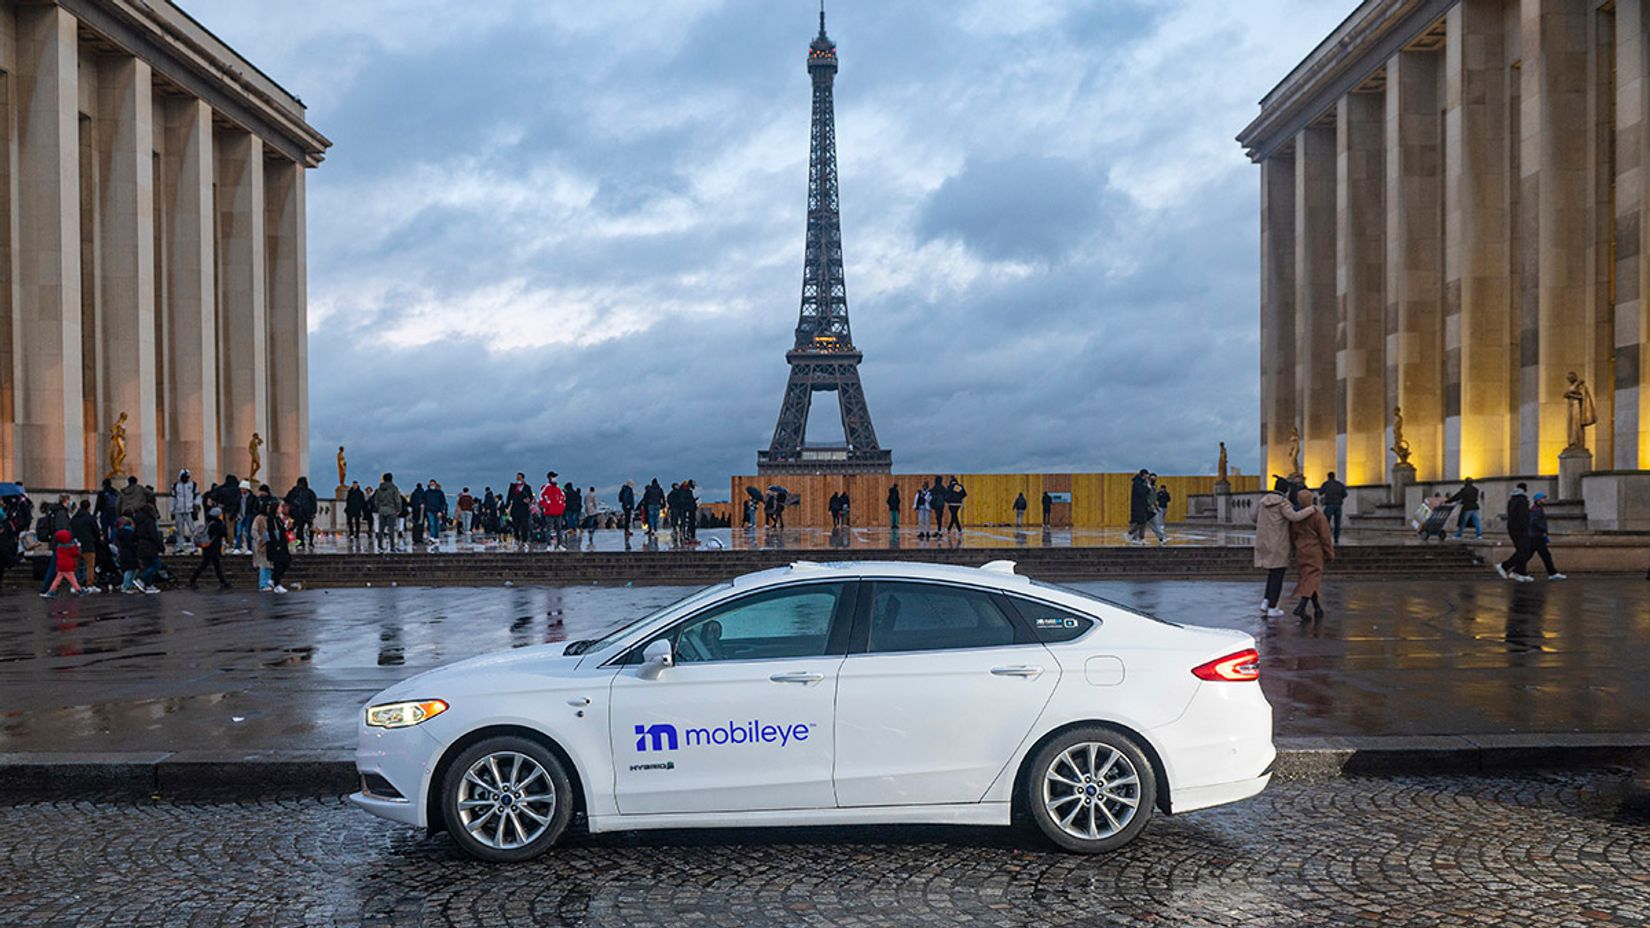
[745,486,763,501]
[0,482,25,497]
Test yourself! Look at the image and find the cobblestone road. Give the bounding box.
[3,772,1645,927]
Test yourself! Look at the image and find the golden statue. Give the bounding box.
[1286,425,1301,477]
[1217,441,1229,481]
[107,412,129,478]
[248,432,264,482]
[1391,406,1412,467]
[1564,371,1597,452]
[336,445,347,487]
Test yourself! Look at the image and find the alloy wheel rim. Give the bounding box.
[1041,742,1141,841]
[455,751,556,850]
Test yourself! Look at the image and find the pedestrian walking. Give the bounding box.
[481,487,499,536]
[928,477,946,536]
[188,507,230,589]
[563,480,582,544]
[170,469,199,554]
[1288,488,1335,620]
[409,482,427,545]
[642,479,665,536]
[887,484,901,531]
[829,491,844,528]
[132,506,165,592]
[1525,492,1566,581]
[1127,470,1153,544]
[252,505,273,590]
[914,485,931,538]
[267,501,293,592]
[1447,477,1482,540]
[1042,491,1053,527]
[538,473,566,547]
[70,500,101,592]
[1254,477,1319,617]
[457,487,476,538]
[1013,492,1028,529]
[506,474,533,547]
[1496,483,1535,582]
[285,476,319,550]
[40,529,84,598]
[422,480,447,545]
[582,487,598,539]
[232,480,255,553]
[375,473,403,552]
[1152,478,1170,545]
[345,481,367,540]
[946,477,966,533]
[619,480,637,538]
[1318,472,1347,543]
[117,476,144,518]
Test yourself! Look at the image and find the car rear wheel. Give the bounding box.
[440,736,573,862]
[1025,727,1155,853]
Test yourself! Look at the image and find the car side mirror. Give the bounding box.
[639,639,673,679]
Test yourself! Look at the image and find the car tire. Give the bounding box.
[1025,726,1156,854]
[440,735,574,862]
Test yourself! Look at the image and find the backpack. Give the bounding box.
[193,524,211,548]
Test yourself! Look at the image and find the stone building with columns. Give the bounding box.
[0,0,327,494]
[1237,0,1650,523]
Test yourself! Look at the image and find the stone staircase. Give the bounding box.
[35,544,1486,589]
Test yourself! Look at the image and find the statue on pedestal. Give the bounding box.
[107,412,129,479]
[248,432,264,482]
[337,445,348,487]
[1390,406,1412,467]
[1286,425,1302,478]
[1564,371,1596,453]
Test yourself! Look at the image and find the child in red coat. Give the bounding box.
[42,528,84,597]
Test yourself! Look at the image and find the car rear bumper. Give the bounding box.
[1170,770,1272,814]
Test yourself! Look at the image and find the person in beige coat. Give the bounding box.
[1254,477,1318,617]
[1289,488,1335,620]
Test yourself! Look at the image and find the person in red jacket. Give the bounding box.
[538,472,566,547]
[42,529,84,597]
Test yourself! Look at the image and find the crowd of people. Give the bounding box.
[339,472,706,552]
[0,469,311,596]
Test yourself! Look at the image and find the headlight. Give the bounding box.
[365,699,449,728]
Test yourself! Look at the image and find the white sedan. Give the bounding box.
[351,561,1274,861]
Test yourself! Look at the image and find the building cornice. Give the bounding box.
[54,0,332,167]
[1235,0,1453,163]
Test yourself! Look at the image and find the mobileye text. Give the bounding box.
[634,721,812,752]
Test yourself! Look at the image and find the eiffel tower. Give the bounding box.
[758,5,892,476]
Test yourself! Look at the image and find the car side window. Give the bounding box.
[1005,596,1097,643]
[669,583,846,664]
[866,582,1018,653]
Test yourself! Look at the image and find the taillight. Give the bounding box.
[1191,648,1260,682]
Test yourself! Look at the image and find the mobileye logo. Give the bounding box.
[634,720,812,752]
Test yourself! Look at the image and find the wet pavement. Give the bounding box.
[0,770,1645,926]
[2,576,1646,754]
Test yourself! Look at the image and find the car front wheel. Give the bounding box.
[1026,727,1156,853]
[440,735,573,862]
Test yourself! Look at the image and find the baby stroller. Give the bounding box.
[1414,500,1456,542]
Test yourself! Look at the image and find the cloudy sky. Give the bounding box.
[198,0,1352,500]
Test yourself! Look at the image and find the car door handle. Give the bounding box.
[770,671,825,684]
[991,665,1044,678]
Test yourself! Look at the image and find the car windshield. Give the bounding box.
[1028,579,1180,627]
[564,583,733,656]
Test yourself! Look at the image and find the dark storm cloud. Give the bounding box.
[193,0,1355,498]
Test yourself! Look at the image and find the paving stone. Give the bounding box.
[0,771,1644,926]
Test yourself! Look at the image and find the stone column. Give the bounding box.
[13,5,82,489]
[1628,0,1650,468]
[1447,0,1513,481]
[162,97,218,482]
[215,129,267,483]
[1295,126,1337,483]
[95,55,157,487]
[265,158,307,492]
[1522,0,1593,474]
[1387,47,1445,482]
[1338,89,1386,486]
[1261,154,1297,480]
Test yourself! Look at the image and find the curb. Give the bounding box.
[4,734,1649,801]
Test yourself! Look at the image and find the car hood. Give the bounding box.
[369,643,587,704]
